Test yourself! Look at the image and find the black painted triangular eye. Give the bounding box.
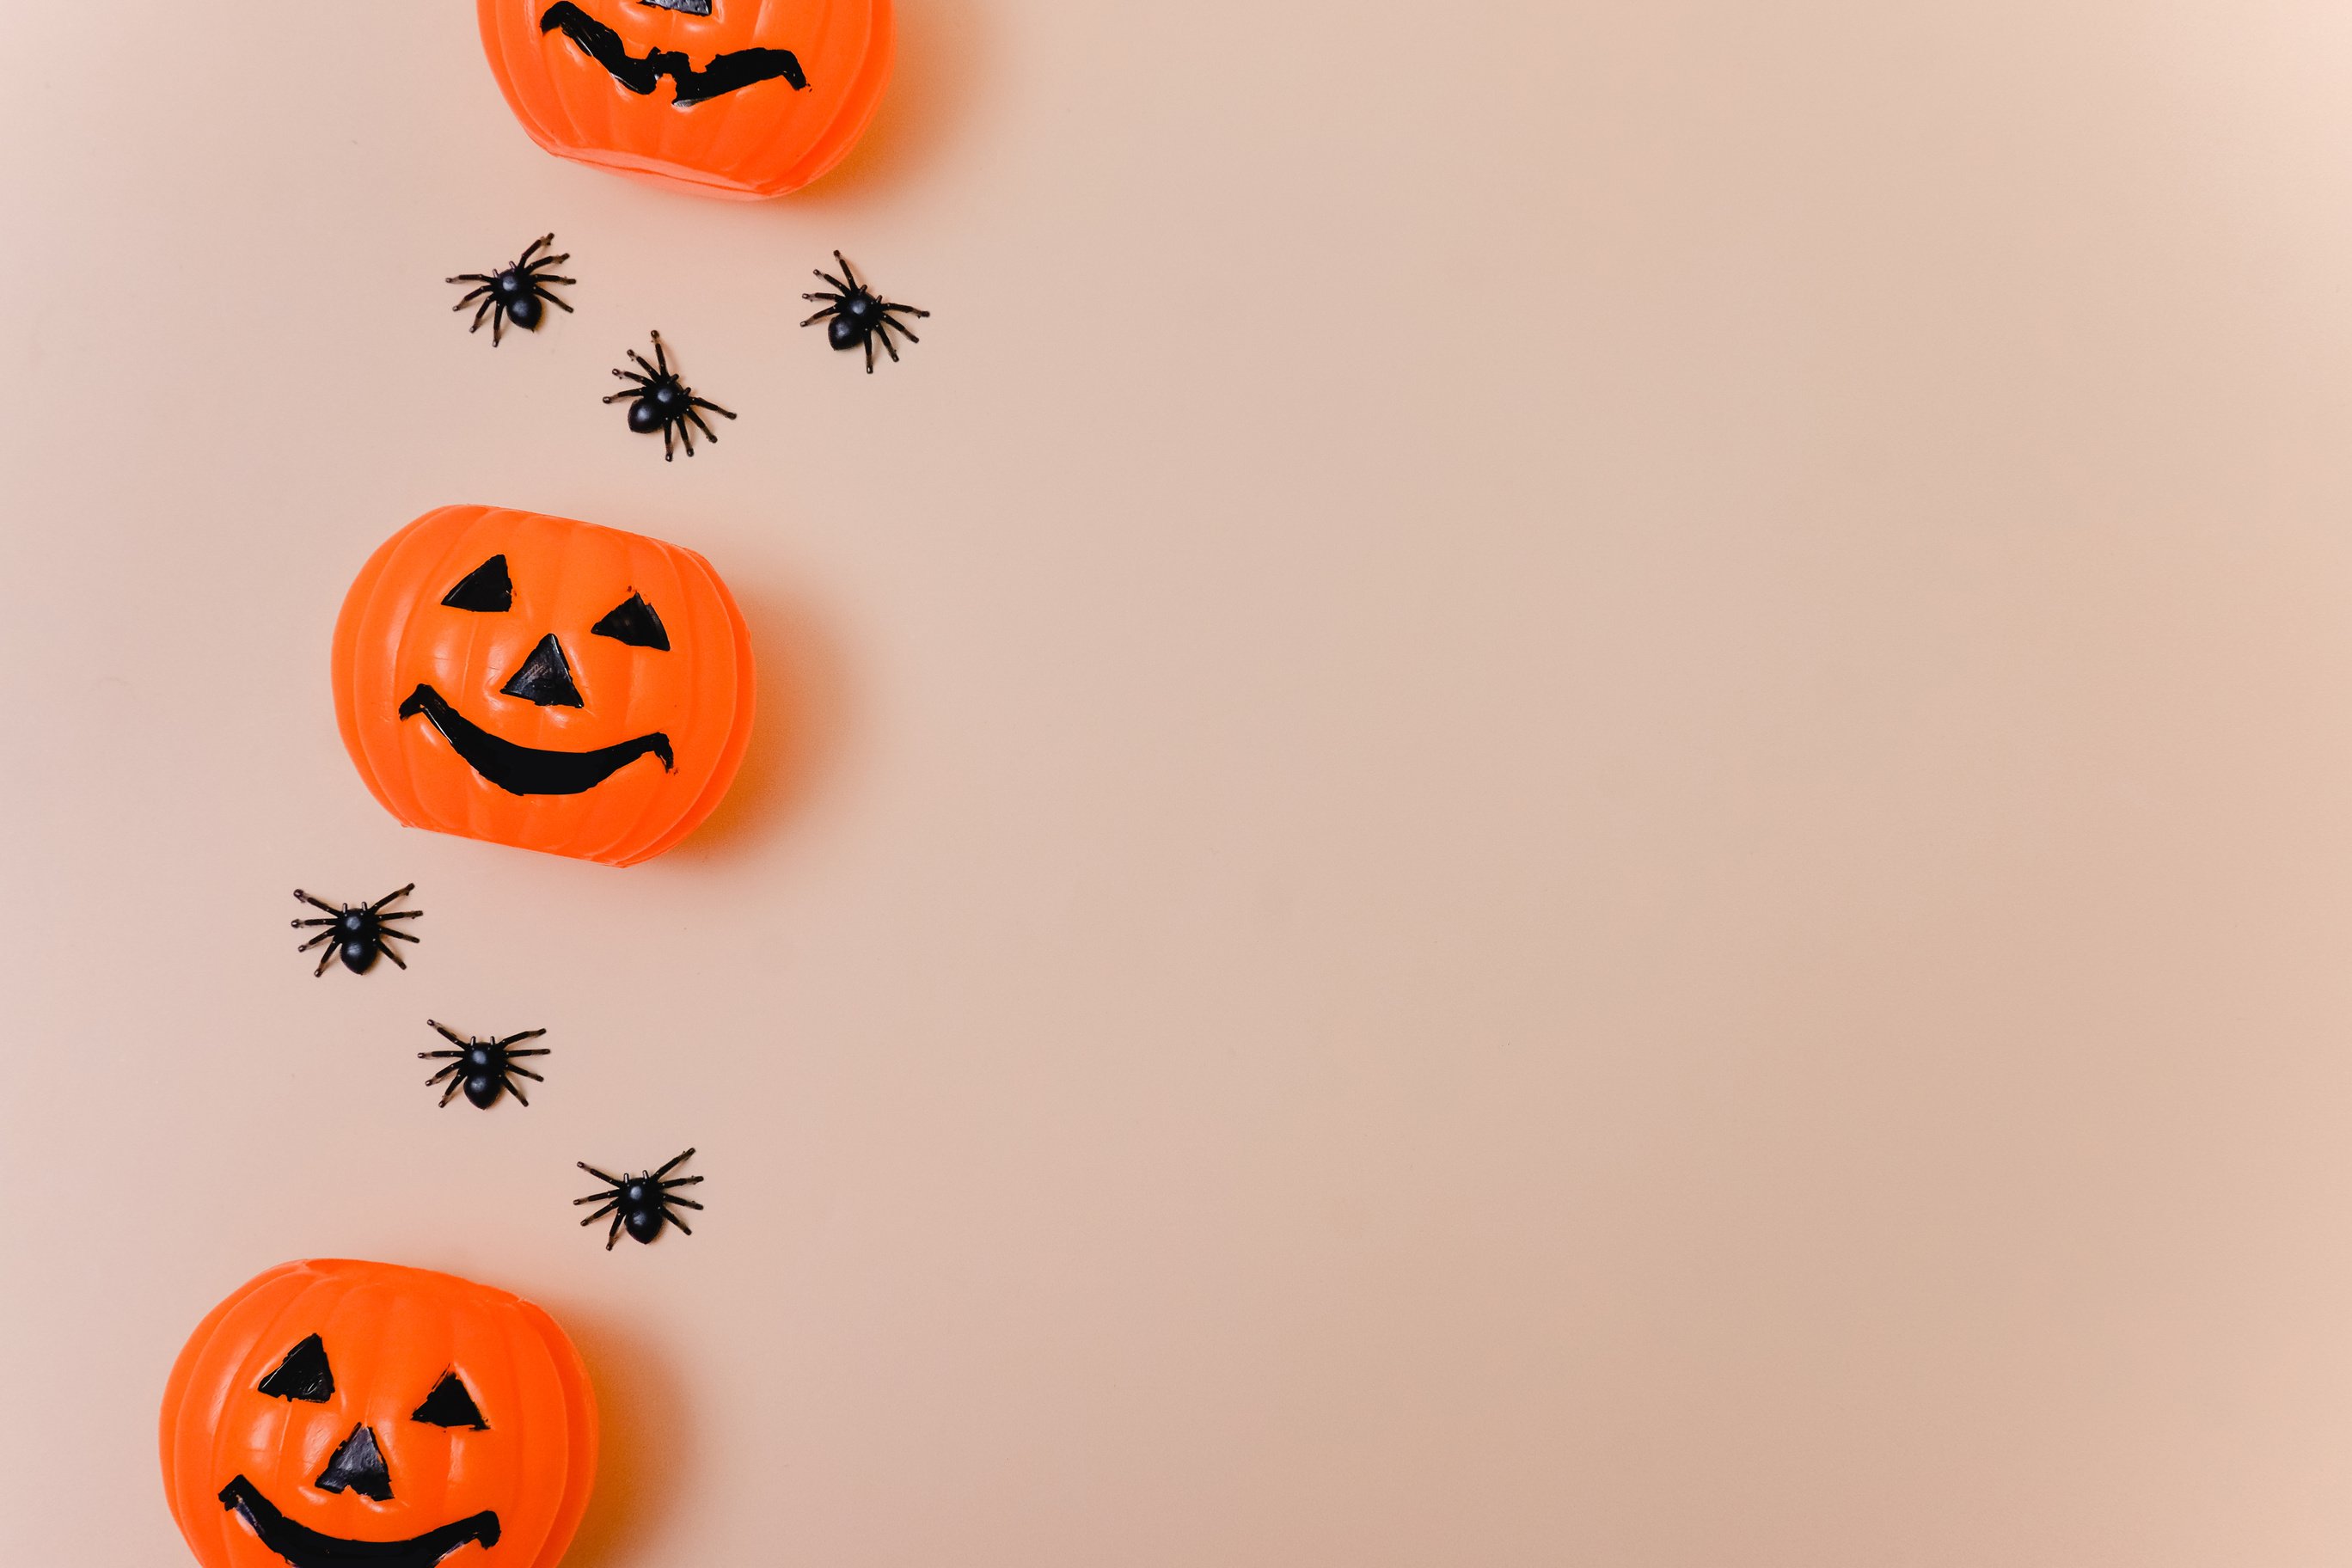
[442,555,514,612]
[257,1334,334,1402]
[411,1370,488,1430]
[591,592,669,651]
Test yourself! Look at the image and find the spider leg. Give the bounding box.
[505,1047,553,1059]
[294,891,343,916]
[613,367,652,384]
[314,942,339,977]
[379,926,420,944]
[652,1148,697,1180]
[662,421,677,462]
[804,290,846,305]
[492,303,508,346]
[865,333,876,373]
[518,234,553,268]
[661,1211,693,1237]
[469,297,495,334]
[507,1063,547,1082]
[373,936,408,970]
[438,1075,468,1107]
[297,930,334,953]
[494,1028,548,1047]
[801,304,841,327]
[294,916,340,927]
[603,390,638,405]
[686,395,735,419]
[879,315,921,345]
[578,1197,619,1225]
[833,250,861,290]
[607,1211,626,1250]
[873,322,902,363]
[685,408,718,444]
[540,289,575,315]
[678,417,697,456]
[661,1193,706,1210]
[502,1075,530,1108]
[428,1020,469,1045]
[650,333,671,377]
[880,300,932,320]
[626,350,660,377]
[425,1062,462,1086]
[579,1162,624,1186]
[659,1174,705,1188]
[450,285,492,310]
[420,1050,465,1061]
[813,268,849,293]
[371,885,416,910]
[448,273,495,285]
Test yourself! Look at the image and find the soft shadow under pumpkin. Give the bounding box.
[661,576,843,861]
[756,0,993,206]
[544,1310,695,1568]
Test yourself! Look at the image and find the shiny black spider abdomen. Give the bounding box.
[292,885,421,976]
[801,250,928,372]
[421,1020,550,1109]
[574,1148,705,1247]
[449,233,575,346]
[604,331,735,460]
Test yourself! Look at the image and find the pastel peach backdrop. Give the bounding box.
[6,3,2352,1565]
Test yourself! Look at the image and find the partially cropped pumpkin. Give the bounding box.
[477,0,892,199]
[334,505,755,867]
[160,1259,597,1568]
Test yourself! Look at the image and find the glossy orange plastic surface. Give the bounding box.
[159,1259,597,1568]
[333,505,756,867]
[477,0,893,199]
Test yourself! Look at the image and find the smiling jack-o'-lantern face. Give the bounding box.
[477,0,894,199]
[333,505,755,867]
[160,1259,597,1568]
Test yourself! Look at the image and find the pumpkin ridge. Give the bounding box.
[162,1262,597,1568]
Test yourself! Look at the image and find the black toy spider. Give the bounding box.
[292,885,421,976]
[801,250,928,372]
[574,1148,704,1248]
[604,331,734,460]
[448,233,576,346]
[421,1020,550,1109]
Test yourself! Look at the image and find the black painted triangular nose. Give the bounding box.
[315,1424,394,1501]
[499,634,583,707]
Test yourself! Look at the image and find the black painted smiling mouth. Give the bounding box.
[218,1477,499,1568]
[539,1,808,104]
[401,684,674,797]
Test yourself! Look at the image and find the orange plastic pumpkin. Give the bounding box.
[159,1259,597,1568]
[477,0,893,199]
[333,504,755,867]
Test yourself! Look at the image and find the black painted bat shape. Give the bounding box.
[539,2,808,105]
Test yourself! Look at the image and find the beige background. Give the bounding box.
[7,1,2352,1563]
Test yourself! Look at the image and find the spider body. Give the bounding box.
[801,251,928,372]
[574,1148,704,1248]
[421,1020,551,1109]
[605,331,734,460]
[448,234,576,345]
[292,885,421,976]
